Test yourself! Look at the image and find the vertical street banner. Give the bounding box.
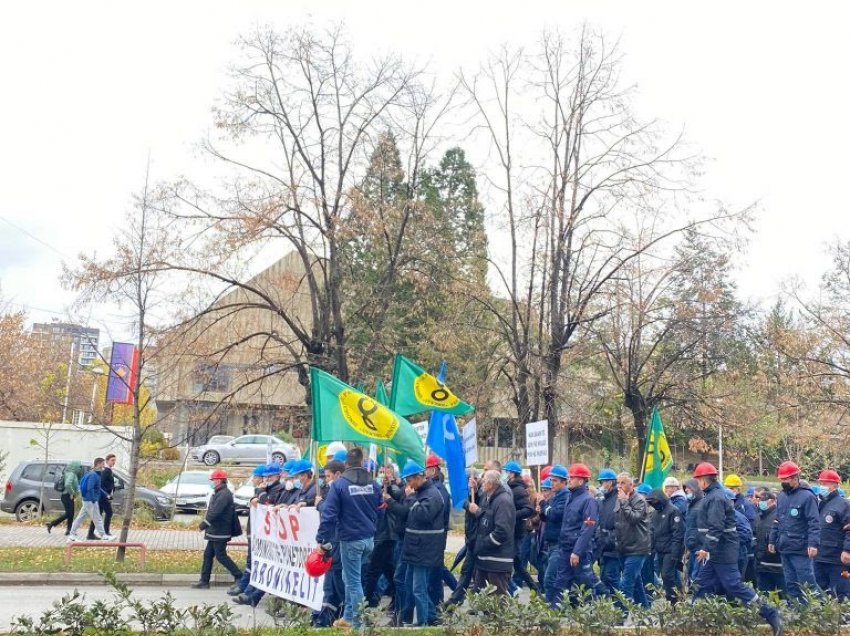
[462,418,478,467]
[248,505,324,611]
[525,420,549,466]
[105,342,139,404]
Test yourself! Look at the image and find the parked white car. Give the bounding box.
[233,480,256,514]
[191,434,300,466]
[159,471,228,512]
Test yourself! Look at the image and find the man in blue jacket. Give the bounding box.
[312,460,347,627]
[68,457,115,542]
[316,447,381,630]
[693,463,781,636]
[549,463,607,608]
[769,461,821,603]
[538,464,569,605]
[596,468,620,593]
[813,470,850,600]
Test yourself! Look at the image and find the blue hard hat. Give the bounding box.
[541,478,552,489]
[504,460,523,474]
[549,464,569,480]
[252,464,268,478]
[746,486,755,496]
[282,459,296,474]
[636,483,652,495]
[333,450,348,462]
[723,487,736,500]
[401,460,425,480]
[289,459,313,477]
[598,468,617,481]
[262,463,283,477]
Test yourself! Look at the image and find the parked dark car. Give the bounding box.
[1,459,174,522]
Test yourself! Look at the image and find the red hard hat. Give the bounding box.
[567,463,591,479]
[777,461,801,479]
[426,454,441,469]
[209,468,228,480]
[818,469,841,484]
[305,548,333,578]
[540,466,552,481]
[693,462,718,478]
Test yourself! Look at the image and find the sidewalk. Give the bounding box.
[0,523,466,552]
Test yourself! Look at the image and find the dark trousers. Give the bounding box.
[448,542,476,605]
[757,567,787,596]
[551,552,607,608]
[814,561,850,600]
[512,533,539,591]
[694,560,778,623]
[473,568,510,596]
[313,567,345,627]
[200,540,242,583]
[599,555,621,594]
[364,540,397,607]
[49,493,75,534]
[88,496,113,537]
[781,553,820,603]
[394,560,413,623]
[236,546,252,593]
[656,552,682,603]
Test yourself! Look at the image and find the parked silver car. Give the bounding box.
[190,434,300,466]
[1,459,174,522]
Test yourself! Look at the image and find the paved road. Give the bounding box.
[0,523,466,553]
[0,585,278,632]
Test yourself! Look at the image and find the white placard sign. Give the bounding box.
[412,420,429,447]
[249,505,325,611]
[525,419,549,466]
[463,418,478,467]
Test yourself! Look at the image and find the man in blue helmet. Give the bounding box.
[289,459,317,508]
[595,468,620,594]
[538,464,569,605]
[503,460,539,594]
[228,464,268,598]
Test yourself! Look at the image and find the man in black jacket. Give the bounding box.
[814,470,850,600]
[192,469,242,589]
[595,468,620,593]
[754,491,785,595]
[614,473,651,607]
[470,470,515,596]
[645,488,685,603]
[87,454,116,540]
[398,460,445,626]
[504,461,539,593]
[365,464,404,608]
[447,468,483,607]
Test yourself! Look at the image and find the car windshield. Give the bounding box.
[207,436,233,445]
[169,473,211,486]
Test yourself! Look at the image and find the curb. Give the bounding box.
[0,572,237,586]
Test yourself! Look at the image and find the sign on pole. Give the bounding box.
[525,419,549,466]
[249,506,324,611]
[412,421,429,449]
[462,418,478,467]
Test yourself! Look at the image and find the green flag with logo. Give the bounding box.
[310,367,425,464]
[642,406,673,488]
[389,353,474,416]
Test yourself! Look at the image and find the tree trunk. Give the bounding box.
[116,425,140,561]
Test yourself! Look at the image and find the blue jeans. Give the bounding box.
[543,548,561,605]
[408,565,435,626]
[394,560,412,623]
[781,553,820,603]
[619,555,649,607]
[600,555,621,594]
[340,538,374,626]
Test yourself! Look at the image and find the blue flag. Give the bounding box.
[426,362,469,509]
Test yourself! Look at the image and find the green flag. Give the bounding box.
[310,367,425,464]
[375,380,390,407]
[389,353,474,416]
[642,406,673,489]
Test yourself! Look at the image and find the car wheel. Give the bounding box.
[271,452,285,464]
[15,499,42,522]
[202,451,220,466]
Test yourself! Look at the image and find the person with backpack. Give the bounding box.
[46,460,82,535]
[68,457,115,542]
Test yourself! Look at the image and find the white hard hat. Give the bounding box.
[663,476,680,488]
[326,441,347,457]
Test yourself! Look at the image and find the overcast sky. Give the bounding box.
[1,1,848,342]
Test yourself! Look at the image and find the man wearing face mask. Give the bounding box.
[769,461,821,603]
[538,464,569,605]
[683,478,704,583]
[754,491,785,595]
[274,460,299,507]
[645,488,685,603]
[813,470,850,600]
[595,468,620,594]
[289,460,317,508]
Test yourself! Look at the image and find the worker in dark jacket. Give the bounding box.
[683,478,704,581]
[614,472,651,607]
[550,463,607,608]
[425,455,455,608]
[538,464,569,605]
[754,491,785,594]
[289,459,318,508]
[504,461,539,593]
[365,464,404,608]
[447,469,484,607]
[470,469,516,596]
[595,468,620,593]
[769,461,821,603]
[229,464,268,598]
[692,463,781,636]
[313,460,347,627]
[814,470,850,600]
[193,469,243,589]
[645,488,685,603]
[317,448,381,630]
[397,460,445,626]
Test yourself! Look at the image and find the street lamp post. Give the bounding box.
[89,367,105,423]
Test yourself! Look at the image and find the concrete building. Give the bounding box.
[31,320,100,368]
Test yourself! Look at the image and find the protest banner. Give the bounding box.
[248,505,324,611]
[525,419,549,466]
[462,418,478,467]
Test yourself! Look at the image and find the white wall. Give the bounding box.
[0,420,132,484]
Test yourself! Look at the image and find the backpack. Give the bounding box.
[54,468,66,493]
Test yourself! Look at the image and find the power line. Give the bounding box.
[0,214,70,259]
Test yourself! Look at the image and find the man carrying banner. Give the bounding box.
[316,447,381,631]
